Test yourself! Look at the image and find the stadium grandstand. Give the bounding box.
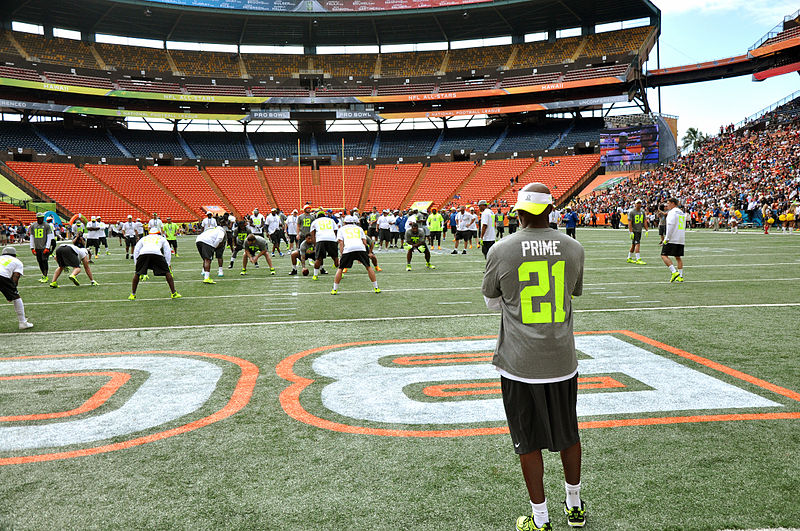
[0,0,796,227]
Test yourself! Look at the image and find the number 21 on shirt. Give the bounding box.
[518,260,566,324]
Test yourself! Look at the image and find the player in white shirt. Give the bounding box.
[250,208,265,235]
[661,197,687,283]
[129,228,180,300]
[467,207,478,249]
[195,226,227,283]
[0,246,32,329]
[148,213,164,232]
[50,236,98,288]
[478,200,496,259]
[265,208,283,256]
[134,218,145,239]
[377,210,393,250]
[85,216,105,261]
[331,219,380,295]
[122,215,137,259]
[96,216,109,255]
[548,208,561,229]
[286,210,299,250]
[310,213,340,280]
[201,212,217,232]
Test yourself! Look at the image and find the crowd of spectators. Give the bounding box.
[575,98,800,228]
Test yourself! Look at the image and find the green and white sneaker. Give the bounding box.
[515,515,551,531]
[564,501,586,527]
[170,292,182,299]
[128,293,136,301]
[634,259,646,265]
[675,275,684,282]
[426,263,436,269]
[68,274,80,286]
[39,275,48,283]
[203,278,216,284]
[270,268,276,276]
[330,289,338,295]
[626,258,635,263]
[49,281,58,288]
[312,275,318,281]
[240,269,247,276]
[406,265,412,271]
[670,272,681,283]
[373,287,381,294]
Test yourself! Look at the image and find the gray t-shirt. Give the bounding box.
[482,227,584,380]
[628,208,646,232]
[299,239,315,260]
[246,236,268,252]
[297,213,315,238]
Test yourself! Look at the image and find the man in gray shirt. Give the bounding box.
[296,204,315,241]
[482,182,585,531]
[626,199,649,264]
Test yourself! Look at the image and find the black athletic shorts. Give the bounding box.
[196,241,224,260]
[481,240,494,257]
[289,234,297,244]
[55,246,80,268]
[315,240,338,260]
[379,228,391,242]
[0,275,20,301]
[168,239,178,249]
[501,374,579,454]
[455,230,469,241]
[270,232,282,246]
[631,231,642,245]
[135,254,170,276]
[125,236,137,247]
[661,243,684,257]
[659,225,666,236]
[368,227,378,239]
[339,250,370,269]
[86,238,99,249]
[99,237,108,246]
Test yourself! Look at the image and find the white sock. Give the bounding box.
[627,252,632,259]
[669,265,677,273]
[314,268,319,276]
[372,281,379,289]
[679,268,683,277]
[635,253,640,260]
[333,282,339,290]
[565,482,581,508]
[530,500,549,527]
[218,267,223,274]
[292,264,297,271]
[13,298,26,324]
[204,271,210,280]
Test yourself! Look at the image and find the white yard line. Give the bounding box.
[5,302,800,337]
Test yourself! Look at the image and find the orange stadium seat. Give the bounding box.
[0,202,37,225]
[6,161,140,221]
[85,165,193,221]
[206,166,273,216]
[457,159,536,205]
[147,166,227,219]
[408,161,476,210]
[262,166,312,212]
[494,155,600,205]
[318,166,367,210]
[365,163,422,211]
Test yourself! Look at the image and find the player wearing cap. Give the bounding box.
[331,218,380,295]
[427,208,444,250]
[129,228,181,300]
[195,226,227,283]
[310,212,340,280]
[0,246,33,330]
[661,197,686,283]
[201,212,217,232]
[134,218,145,240]
[241,234,276,276]
[467,207,479,248]
[377,210,393,250]
[265,208,284,257]
[163,217,180,256]
[296,204,315,241]
[479,200,497,258]
[122,215,137,259]
[286,209,299,250]
[250,208,265,236]
[482,183,586,531]
[29,212,54,283]
[148,213,164,233]
[626,199,649,265]
[50,235,98,288]
[85,216,104,261]
[404,221,435,271]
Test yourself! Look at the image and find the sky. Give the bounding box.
[644,0,799,143]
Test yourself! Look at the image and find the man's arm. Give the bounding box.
[11,271,21,286]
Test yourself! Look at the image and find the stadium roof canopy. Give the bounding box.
[1,0,659,47]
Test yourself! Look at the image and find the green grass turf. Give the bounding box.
[0,228,799,530]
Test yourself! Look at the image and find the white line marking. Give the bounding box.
[606,296,640,299]
[6,303,800,337]
[437,301,472,305]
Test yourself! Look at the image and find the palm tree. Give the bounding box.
[682,127,706,152]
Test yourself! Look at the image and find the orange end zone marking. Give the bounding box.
[422,376,626,397]
[0,351,259,466]
[0,372,130,422]
[277,332,800,437]
[393,352,494,365]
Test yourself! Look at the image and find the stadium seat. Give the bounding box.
[206,166,274,216]
[6,161,141,221]
[365,163,422,211]
[0,202,37,225]
[147,166,227,218]
[85,165,194,221]
[457,158,537,205]
[407,161,476,210]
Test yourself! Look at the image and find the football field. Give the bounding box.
[1,228,799,530]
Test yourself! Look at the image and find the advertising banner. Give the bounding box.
[141,0,492,12]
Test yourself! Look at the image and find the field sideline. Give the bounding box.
[1,228,799,530]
